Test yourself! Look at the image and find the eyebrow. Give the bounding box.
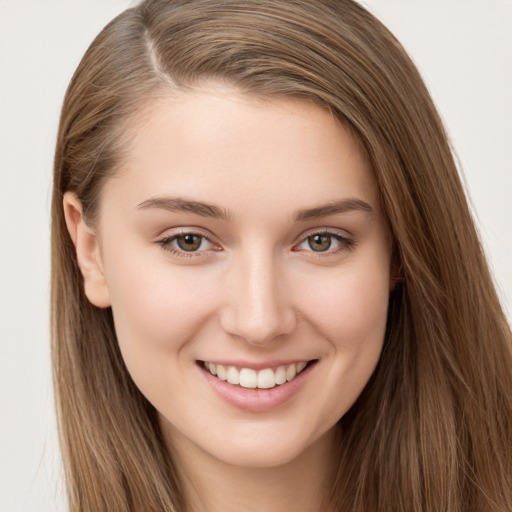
[293,198,373,221]
[137,196,232,220]
[137,196,373,222]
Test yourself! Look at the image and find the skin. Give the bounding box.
[65,84,392,512]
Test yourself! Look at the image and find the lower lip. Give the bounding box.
[199,362,316,413]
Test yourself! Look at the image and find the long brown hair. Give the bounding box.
[51,1,512,510]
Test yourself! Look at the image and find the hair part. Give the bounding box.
[51,1,512,510]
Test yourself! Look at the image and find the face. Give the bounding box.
[68,84,392,469]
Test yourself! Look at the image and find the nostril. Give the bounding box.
[220,305,297,346]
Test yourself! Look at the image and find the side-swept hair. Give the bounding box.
[51,1,512,510]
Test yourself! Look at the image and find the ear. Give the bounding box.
[63,192,111,308]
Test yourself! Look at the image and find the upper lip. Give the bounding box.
[197,359,316,371]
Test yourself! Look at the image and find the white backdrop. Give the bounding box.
[0,1,510,511]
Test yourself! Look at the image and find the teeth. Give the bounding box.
[203,361,310,389]
[257,368,275,389]
[226,366,240,385]
[275,366,287,385]
[216,364,227,381]
[286,364,296,381]
[239,368,257,388]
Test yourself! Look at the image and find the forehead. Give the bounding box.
[104,85,379,218]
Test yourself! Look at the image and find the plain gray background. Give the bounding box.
[1,1,511,510]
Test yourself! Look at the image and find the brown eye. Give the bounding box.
[307,234,332,252]
[157,231,217,257]
[295,231,354,256]
[176,234,203,251]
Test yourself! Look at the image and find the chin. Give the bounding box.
[211,444,303,469]
[197,421,336,470]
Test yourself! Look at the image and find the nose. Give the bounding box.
[220,249,297,346]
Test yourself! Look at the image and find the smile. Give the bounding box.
[201,361,310,389]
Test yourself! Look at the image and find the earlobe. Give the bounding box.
[63,192,111,308]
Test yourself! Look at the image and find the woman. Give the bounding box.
[51,1,512,510]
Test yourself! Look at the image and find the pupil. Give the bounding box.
[309,234,331,252]
[177,234,201,251]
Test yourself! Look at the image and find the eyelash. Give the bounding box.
[294,230,355,256]
[156,231,217,258]
[156,229,355,258]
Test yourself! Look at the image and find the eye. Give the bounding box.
[295,231,354,254]
[305,233,334,252]
[157,231,218,256]
[175,233,205,252]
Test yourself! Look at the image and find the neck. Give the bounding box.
[162,424,338,512]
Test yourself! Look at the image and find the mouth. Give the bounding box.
[199,360,316,390]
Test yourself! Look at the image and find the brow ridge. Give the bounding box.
[137,196,231,220]
[293,198,373,221]
[137,196,372,222]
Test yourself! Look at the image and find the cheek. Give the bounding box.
[297,262,390,423]
[102,244,218,359]
[302,263,390,349]
[104,258,223,413]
